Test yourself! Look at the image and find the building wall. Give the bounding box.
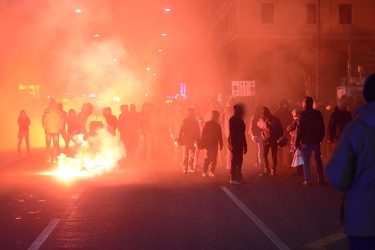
[204,0,375,102]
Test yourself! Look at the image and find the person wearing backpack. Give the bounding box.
[257,106,283,176]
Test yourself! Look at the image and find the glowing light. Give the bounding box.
[153,74,156,76]
[49,131,125,181]
[145,93,148,97]
[165,8,171,12]
[113,58,118,61]
[112,97,121,102]
[75,9,82,13]
[159,49,163,52]
[162,33,167,37]
[146,67,151,71]
[94,34,100,38]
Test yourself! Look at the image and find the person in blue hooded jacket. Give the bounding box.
[326,73,375,250]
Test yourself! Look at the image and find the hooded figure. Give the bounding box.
[326,73,375,248]
[228,103,247,185]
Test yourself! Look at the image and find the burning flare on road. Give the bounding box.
[53,130,125,180]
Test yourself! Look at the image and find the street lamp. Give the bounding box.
[159,49,163,52]
[165,8,171,12]
[75,9,82,13]
[146,67,151,71]
[94,34,100,38]
[162,33,167,37]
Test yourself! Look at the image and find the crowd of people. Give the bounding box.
[15,73,375,249]
[16,88,363,185]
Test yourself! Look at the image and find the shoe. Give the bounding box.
[202,172,208,177]
[238,178,247,184]
[269,170,276,176]
[318,180,328,186]
[188,169,196,173]
[230,179,242,185]
[302,181,311,186]
[226,166,231,170]
[259,170,270,177]
[209,171,217,177]
[183,169,188,174]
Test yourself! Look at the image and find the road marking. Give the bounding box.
[220,186,291,250]
[71,186,86,199]
[0,157,21,167]
[304,232,346,249]
[28,218,61,250]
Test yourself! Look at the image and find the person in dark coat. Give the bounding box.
[327,99,352,143]
[326,73,375,249]
[257,107,283,177]
[228,103,247,185]
[296,96,326,186]
[201,111,223,177]
[179,108,200,174]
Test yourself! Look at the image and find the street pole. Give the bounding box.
[316,0,321,100]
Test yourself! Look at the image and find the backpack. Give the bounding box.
[262,116,283,142]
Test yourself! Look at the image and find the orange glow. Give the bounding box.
[48,130,125,181]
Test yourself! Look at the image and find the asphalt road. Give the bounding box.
[0,148,348,250]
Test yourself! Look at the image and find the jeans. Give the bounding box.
[230,148,243,180]
[253,136,264,164]
[18,131,30,154]
[183,145,195,170]
[348,236,375,250]
[301,144,324,182]
[263,142,278,172]
[45,133,59,161]
[202,147,218,173]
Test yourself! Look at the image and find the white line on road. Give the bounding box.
[0,157,22,167]
[28,218,61,250]
[304,232,346,249]
[220,186,291,250]
[71,186,86,199]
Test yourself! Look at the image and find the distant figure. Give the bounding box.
[103,107,118,136]
[17,110,31,155]
[66,109,78,145]
[169,104,184,162]
[118,104,129,150]
[137,102,154,161]
[257,107,283,177]
[287,108,303,176]
[125,104,139,160]
[326,73,375,249]
[85,105,107,136]
[228,103,247,185]
[42,98,64,163]
[327,99,352,143]
[249,105,263,169]
[296,96,326,186]
[76,103,90,136]
[178,108,200,174]
[201,110,223,177]
[275,100,292,167]
[57,103,69,149]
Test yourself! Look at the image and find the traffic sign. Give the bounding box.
[232,81,255,96]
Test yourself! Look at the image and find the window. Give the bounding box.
[306,4,316,24]
[339,4,352,24]
[261,3,275,23]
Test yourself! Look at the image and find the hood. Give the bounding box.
[355,102,375,128]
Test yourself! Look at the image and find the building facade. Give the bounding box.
[202,0,375,102]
